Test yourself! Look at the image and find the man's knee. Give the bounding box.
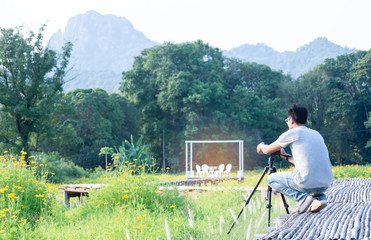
[267,174,276,186]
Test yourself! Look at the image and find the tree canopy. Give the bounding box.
[120,41,288,169]
[0,26,72,154]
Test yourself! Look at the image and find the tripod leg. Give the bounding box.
[280,193,290,214]
[267,185,273,227]
[227,167,269,234]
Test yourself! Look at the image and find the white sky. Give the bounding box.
[1,0,370,52]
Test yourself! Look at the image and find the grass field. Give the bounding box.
[0,152,370,239]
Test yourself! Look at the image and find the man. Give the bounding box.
[256,103,333,213]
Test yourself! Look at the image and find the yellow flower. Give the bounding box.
[8,193,17,199]
[39,164,43,167]
[0,187,7,193]
[136,225,144,229]
[122,195,129,199]
[21,205,26,209]
[0,214,5,219]
[34,194,44,198]
[3,151,8,153]
[136,217,143,221]
[170,205,176,208]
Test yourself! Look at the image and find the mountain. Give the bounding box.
[48,10,157,92]
[48,11,359,91]
[223,38,358,79]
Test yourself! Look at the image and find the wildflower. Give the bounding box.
[0,214,5,219]
[166,167,170,170]
[136,225,144,229]
[31,161,36,164]
[123,204,129,208]
[170,205,176,209]
[3,151,8,153]
[34,194,44,198]
[1,209,9,213]
[8,193,17,199]
[21,205,26,209]
[0,187,8,193]
[136,217,143,221]
[39,164,43,167]
[133,187,138,190]
[122,195,129,199]
[123,190,129,193]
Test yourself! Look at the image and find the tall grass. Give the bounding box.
[1,150,370,239]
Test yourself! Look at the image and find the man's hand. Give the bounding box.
[257,142,265,154]
[256,142,282,155]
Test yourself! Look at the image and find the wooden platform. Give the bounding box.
[158,177,242,186]
[58,184,106,207]
[256,178,371,239]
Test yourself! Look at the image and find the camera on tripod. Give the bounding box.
[227,150,291,234]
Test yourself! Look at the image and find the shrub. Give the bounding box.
[34,152,89,183]
[0,151,57,238]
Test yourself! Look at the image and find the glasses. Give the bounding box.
[285,117,290,123]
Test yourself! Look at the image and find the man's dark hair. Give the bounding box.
[288,103,307,124]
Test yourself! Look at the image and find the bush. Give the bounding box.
[34,152,89,183]
[0,151,57,238]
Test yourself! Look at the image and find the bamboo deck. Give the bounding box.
[256,178,371,239]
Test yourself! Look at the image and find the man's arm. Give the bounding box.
[256,142,282,155]
[257,143,295,165]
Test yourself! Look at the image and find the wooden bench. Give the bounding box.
[58,184,106,207]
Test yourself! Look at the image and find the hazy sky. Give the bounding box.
[1,0,370,52]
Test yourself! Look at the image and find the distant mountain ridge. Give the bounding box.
[223,38,358,78]
[48,11,359,92]
[48,10,157,92]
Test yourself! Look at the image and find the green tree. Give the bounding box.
[53,88,139,168]
[121,41,289,170]
[99,147,113,172]
[288,51,371,165]
[0,26,72,154]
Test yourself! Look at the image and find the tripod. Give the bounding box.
[227,153,290,234]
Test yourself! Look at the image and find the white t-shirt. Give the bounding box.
[275,126,333,189]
